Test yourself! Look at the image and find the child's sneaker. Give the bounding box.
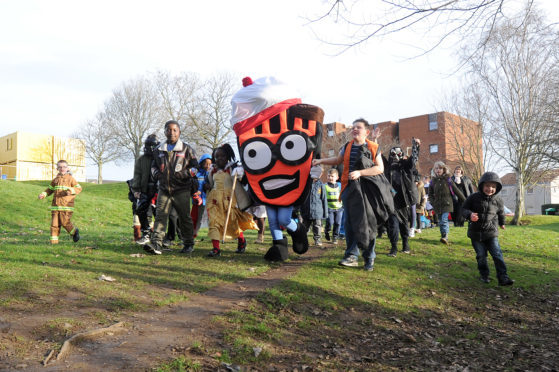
[338,255,358,267]
[144,242,162,255]
[409,228,415,238]
[440,236,449,245]
[180,245,194,254]
[207,249,221,257]
[364,260,374,271]
[162,238,172,247]
[136,234,150,245]
[479,276,491,284]
[498,276,514,286]
[72,228,80,243]
[332,237,338,244]
[315,239,322,247]
[324,231,331,241]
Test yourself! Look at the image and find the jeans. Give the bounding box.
[471,238,508,279]
[387,209,409,248]
[267,206,297,240]
[438,212,450,237]
[325,208,344,238]
[410,205,416,229]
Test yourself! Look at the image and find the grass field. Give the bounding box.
[1,179,558,370]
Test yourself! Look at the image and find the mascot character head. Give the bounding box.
[231,77,324,206]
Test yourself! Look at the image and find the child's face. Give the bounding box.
[351,121,369,141]
[434,167,443,176]
[202,159,212,171]
[165,123,181,144]
[214,149,227,170]
[57,163,68,175]
[482,182,498,196]
[327,173,337,183]
[454,168,463,177]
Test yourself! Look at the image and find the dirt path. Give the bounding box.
[32,246,328,371]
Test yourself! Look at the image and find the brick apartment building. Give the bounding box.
[320,112,482,180]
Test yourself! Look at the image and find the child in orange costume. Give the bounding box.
[38,160,82,244]
[205,144,257,257]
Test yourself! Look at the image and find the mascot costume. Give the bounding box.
[231,77,324,261]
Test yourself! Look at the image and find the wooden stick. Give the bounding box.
[222,175,237,243]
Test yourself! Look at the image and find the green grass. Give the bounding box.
[0,180,271,316]
[212,215,559,369]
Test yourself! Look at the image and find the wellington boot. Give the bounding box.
[264,238,289,262]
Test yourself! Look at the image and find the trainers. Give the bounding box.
[387,247,397,257]
[338,255,358,267]
[415,229,422,234]
[315,240,323,247]
[440,237,449,245]
[144,242,162,255]
[324,231,331,241]
[207,249,221,257]
[479,276,491,284]
[409,228,415,238]
[180,245,194,254]
[332,237,338,244]
[72,228,80,243]
[162,238,172,247]
[498,276,514,286]
[136,234,150,245]
[364,262,374,271]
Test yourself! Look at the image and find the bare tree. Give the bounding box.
[152,70,201,141]
[74,112,126,184]
[466,4,559,224]
[104,76,163,160]
[439,81,504,185]
[187,72,237,153]
[308,0,529,56]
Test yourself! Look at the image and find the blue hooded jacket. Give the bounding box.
[196,154,211,205]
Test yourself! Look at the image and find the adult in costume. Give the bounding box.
[230,77,324,261]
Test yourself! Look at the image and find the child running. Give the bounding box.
[204,144,257,257]
[461,172,514,285]
[38,160,82,244]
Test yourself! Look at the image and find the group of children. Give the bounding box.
[38,149,514,287]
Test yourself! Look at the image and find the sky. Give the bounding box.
[1,0,557,181]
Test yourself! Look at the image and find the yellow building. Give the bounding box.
[0,132,86,182]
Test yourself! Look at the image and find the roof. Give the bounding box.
[500,169,559,185]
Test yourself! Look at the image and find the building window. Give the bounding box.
[428,113,438,131]
[328,130,334,137]
[527,188,534,194]
[429,144,438,153]
[6,138,12,151]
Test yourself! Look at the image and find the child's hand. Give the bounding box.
[470,212,479,222]
[38,192,46,200]
[312,159,321,166]
[500,225,505,230]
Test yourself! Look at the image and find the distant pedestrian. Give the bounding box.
[301,166,328,247]
[38,160,82,244]
[428,161,465,245]
[324,168,343,244]
[451,165,475,227]
[461,172,514,286]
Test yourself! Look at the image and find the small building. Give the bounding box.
[500,170,559,215]
[0,132,86,182]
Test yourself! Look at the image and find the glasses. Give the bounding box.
[240,131,317,175]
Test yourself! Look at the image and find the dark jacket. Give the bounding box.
[132,154,156,195]
[151,140,198,194]
[461,172,506,241]
[343,145,395,250]
[452,175,476,198]
[383,141,420,209]
[428,175,466,215]
[302,180,328,220]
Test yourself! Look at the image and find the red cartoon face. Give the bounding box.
[238,105,323,206]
